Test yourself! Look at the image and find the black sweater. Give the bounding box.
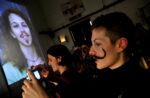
[86,59,150,98]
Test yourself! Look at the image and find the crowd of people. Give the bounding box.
[21,12,150,98]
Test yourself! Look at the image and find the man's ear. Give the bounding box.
[116,37,128,52]
[57,56,62,63]
[10,31,16,38]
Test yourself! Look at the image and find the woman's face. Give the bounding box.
[8,13,32,46]
[48,54,59,72]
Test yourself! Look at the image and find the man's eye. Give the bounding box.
[95,43,101,46]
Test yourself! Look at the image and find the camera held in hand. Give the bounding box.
[26,67,43,81]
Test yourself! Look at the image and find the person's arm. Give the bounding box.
[22,70,49,98]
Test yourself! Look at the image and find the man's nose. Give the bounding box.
[89,46,96,56]
[48,61,51,66]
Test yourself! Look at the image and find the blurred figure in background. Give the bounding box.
[135,21,150,69]
[72,44,96,78]
[22,45,84,98]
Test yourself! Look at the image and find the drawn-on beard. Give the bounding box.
[26,40,29,44]
[20,31,30,43]
[92,48,106,60]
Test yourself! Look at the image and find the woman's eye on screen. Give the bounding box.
[12,23,19,28]
[22,23,28,27]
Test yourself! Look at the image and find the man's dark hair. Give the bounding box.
[2,7,32,33]
[1,8,30,71]
[47,45,72,67]
[91,12,136,57]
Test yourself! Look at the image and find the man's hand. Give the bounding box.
[22,70,49,98]
[33,65,50,78]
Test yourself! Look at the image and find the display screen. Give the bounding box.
[33,70,41,80]
[0,0,45,85]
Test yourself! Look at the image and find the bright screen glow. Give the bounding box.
[0,0,45,85]
[33,70,41,80]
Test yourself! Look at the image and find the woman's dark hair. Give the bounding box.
[47,45,72,67]
[91,12,136,57]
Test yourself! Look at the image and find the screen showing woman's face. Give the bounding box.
[8,13,32,46]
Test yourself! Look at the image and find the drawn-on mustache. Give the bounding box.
[20,31,29,38]
[91,48,106,60]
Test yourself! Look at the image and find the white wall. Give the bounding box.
[25,0,48,32]
[25,0,55,53]
[37,0,149,50]
[24,0,150,51]
[53,28,74,51]
[38,0,104,31]
[89,0,150,24]
[38,0,149,30]
[39,34,55,54]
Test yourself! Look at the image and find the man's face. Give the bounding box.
[89,27,120,69]
[9,13,32,46]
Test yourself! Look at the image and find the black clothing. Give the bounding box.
[136,24,150,57]
[86,59,150,98]
[55,69,84,98]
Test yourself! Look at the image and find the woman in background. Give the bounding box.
[1,8,45,84]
